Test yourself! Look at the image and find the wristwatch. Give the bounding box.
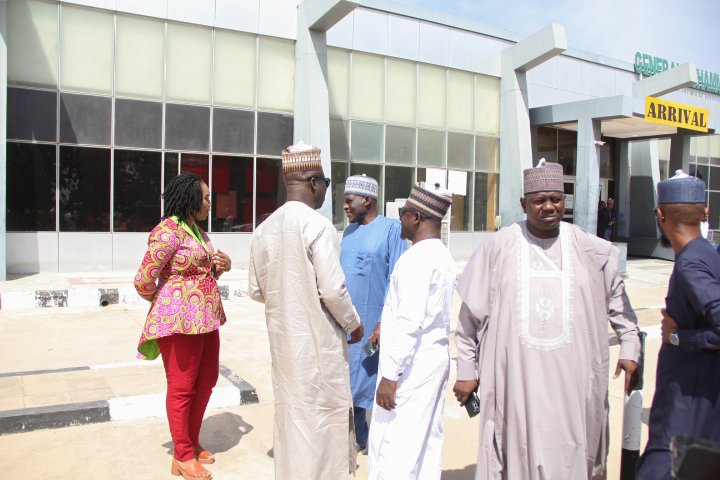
[669,330,680,346]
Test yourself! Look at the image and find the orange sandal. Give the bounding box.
[194,445,215,465]
[171,458,212,479]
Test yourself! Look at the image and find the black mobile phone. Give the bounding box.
[363,339,378,357]
[465,391,480,418]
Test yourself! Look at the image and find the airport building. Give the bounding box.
[1,0,718,276]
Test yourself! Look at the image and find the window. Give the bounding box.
[384,166,413,206]
[328,48,350,118]
[475,136,498,172]
[7,88,57,142]
[351,122,383,163]
[448,133,473,170]
[166,104,210,152]
[60,93,112,146]
[114,150,161,232]
[6,143,56,231]
[475,74,500,135]
[474,172,498,232]
[449,170,472,231]
[448,70,474,132]
[351,52,384,121]
[214,30,256,108]
[213,108,255,154]
[386,58,416,125]
[59,146,110,231]
[166,22,212,103]
[116,14,164,99]
[257,37,295,112]
[256,158,286,227]
[115,99,162,149]
[385,126,415,165]
[179,154,209,231]
[211,156,254,232]
[8,0,58,87]
[330,119,350,161]
[418,64,446,129]
[60,4,113,93]
[257,113,293,156]
[417,129,445,167]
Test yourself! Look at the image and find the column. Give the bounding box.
[574,118,601,233]
[0,0,8,280]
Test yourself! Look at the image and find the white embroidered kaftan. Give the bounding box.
[248,201,362,480]
[368,238,457,480]
[455,222,640,480]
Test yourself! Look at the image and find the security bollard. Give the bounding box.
[620,331,646,480]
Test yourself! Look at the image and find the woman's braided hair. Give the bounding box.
[162,172,203,220]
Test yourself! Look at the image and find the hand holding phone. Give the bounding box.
[465,391,480,418]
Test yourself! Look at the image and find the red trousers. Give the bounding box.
[158,330,220,461]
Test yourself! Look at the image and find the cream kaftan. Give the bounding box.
[455,222,640,480]
[248,201,361,480]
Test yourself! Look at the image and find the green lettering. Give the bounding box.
[634,52,643,74]
[643,54,654,75]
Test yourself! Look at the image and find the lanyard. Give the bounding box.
[170,216,209,254]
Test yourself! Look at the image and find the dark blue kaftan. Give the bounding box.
[340,216,407,409]
[637,237,720,480]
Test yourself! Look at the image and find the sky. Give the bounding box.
[397,0,720,74]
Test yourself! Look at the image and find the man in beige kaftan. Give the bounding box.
[248,143,364,480]
[453,160,641,480]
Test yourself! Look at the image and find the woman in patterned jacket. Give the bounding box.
[134,172,231,480]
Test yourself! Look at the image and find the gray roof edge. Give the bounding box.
[358,1,636,73]
[358,0,521,42]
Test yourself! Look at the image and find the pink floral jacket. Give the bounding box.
[134,217,226,359]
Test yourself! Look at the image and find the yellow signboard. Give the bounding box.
[645,97,708,132]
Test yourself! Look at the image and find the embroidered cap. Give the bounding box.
[344,174,378,199]
[404,182,452,220]
[523,158,564,195]
[281,141,322,173]
[657,170,706,204]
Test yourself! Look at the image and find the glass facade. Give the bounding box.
[689,135,720,241]
[6,1,293,233]
[327,47,501,232]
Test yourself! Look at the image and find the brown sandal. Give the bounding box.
[171,458,212,479]
[194,445,215,465]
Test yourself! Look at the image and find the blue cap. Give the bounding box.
[657,170,706,204]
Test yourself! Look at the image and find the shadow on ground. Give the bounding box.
[162,411,254,455]
[443,464,476,479]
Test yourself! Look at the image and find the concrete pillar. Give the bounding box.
[498,67,531,225]
[669,134,692,175]
[628,141,660,238]
[295,0,358,221]
[617,141,631,238]
[498,24,566,227]
[293,26,333,220]
[574,118,601,234]
[0,0,7,281]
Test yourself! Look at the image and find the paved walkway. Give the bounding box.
[0,258,674,479]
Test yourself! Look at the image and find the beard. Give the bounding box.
[657,218,672,247]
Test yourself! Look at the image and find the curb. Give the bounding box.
[0,369,259,436]
[0,283,249,311]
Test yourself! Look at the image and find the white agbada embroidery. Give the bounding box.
[517,222,574,351]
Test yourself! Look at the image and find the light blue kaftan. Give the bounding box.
[341,215,407,409]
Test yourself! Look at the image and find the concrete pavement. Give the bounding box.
[0,258,674,479]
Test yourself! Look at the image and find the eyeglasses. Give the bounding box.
[307,176,330,188]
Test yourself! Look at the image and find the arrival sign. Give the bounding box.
[645,97,708,133]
